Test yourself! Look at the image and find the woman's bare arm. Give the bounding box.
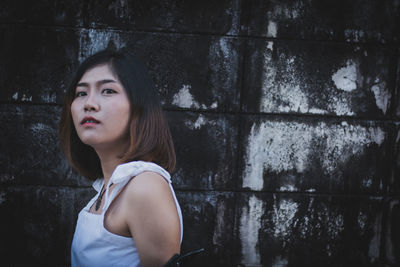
[122,171,181,267]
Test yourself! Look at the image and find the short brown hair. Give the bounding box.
[59,49,176,180]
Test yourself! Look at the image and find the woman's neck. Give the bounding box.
[95,148,125,185]
[101,158,121,185]
[92,137,129,185]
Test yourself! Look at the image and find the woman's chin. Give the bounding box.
[81,139,120,151]
[80,138,102,148]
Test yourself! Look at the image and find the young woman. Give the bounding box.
[59,49,182,267]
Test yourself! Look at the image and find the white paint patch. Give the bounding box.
[78,29,125,63]
[242,121,311,190]
[30,122,48,133]
[327,214,344,239]
[260,52,312,114]
[267,21,277,38]
[279,185,297,192]
[185,114,210,130]
[362,177,373,188]
[242,123,265,190]
[330,95,355,116]
[240,195,264,266]
[308,108,328,114]
[0,192,5,204]
[299,216,310,239]
[266,41,273,51]
[331,60,358,92]
[219,38,230,59]
[260,47,356,116]
[243,120,386,187]
[21,94,32,102]
[172,85,200,108]
[306,188,316,193]
[298,205,345,248]
[40,92,57,103]
[173,83,218,109]
[272,196,298,239]
[371,80,390,114]
[344,29,365,42]
[12,92,18,100]
[318,122,385,174]
[193,115,206,129]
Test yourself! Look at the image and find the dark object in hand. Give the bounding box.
[163,248,205,267]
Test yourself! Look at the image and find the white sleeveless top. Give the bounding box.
[71,161,183,267]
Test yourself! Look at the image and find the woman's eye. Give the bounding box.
[102,88,116,94]
[75,91,86,97]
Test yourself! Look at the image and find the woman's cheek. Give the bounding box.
[70,104,79,128]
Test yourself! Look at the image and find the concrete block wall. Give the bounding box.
[0,1,399,266]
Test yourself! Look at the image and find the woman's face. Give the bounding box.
[71,64,131,151]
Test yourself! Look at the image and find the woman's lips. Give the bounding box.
[82,122,99,126]
[80,116,100,125]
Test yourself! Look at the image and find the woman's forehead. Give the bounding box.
[79,64,118,84]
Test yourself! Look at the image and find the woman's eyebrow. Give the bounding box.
[76,79,117,87]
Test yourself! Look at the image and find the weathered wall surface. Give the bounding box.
[0,1,399,266]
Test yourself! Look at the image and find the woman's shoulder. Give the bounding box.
[123,171,172,204]
[120,171,180,234]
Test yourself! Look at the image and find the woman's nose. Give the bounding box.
[84,94,99,111]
